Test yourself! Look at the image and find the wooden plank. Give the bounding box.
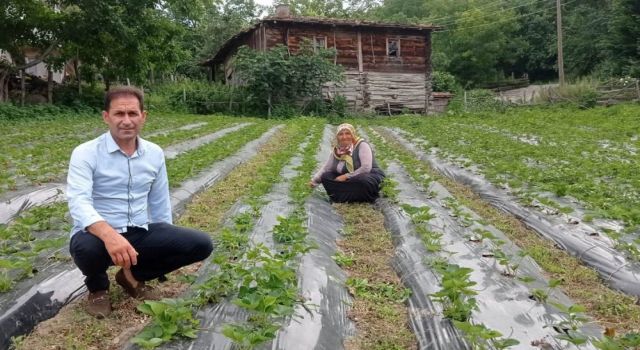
[357,31,363,73]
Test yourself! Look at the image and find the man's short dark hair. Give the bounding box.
[104,86,144,111]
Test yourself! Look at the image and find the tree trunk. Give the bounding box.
[74,58,82,95]
[20,69,25,107]
[267,94,272,118]
[0,70,8,102]
[47,69,53,103]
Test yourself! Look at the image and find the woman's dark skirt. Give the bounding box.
[320,170,385,203]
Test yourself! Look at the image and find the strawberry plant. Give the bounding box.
[131,299,199,349]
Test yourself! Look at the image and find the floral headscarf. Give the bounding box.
[333,123,362,173]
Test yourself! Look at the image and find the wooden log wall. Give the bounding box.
[325,71,427,113]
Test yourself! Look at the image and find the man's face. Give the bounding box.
[102,96,146,145]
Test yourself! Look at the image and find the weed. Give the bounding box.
[453,321,520,350]
[332,252,355,267]
[380,177,399,200]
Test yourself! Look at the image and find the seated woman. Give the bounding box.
[309,123,385,203]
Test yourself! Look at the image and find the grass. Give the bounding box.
[373,126,640,333]
[377,104,640,232]
[0,203,71,293]
[14,120,319,349]
[166,120,274,186]
[0,112,251,194]
[335,203,417,350]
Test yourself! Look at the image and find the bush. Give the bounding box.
[448,89,504,114]
[0,102,95,120]
[161,81,253,115]
[53,84,104,109]
[432,71,458,92]
[535,78,599,109]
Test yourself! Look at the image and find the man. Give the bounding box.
[67,86,213,318]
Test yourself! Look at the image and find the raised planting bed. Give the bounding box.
[0,123,282,349]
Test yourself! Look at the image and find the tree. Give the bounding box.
[608,0,640,76]
[234,44,343,116]
[0,0,63,101]
[1,0,204,102]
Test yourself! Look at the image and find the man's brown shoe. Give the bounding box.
[115,268,161,300]
[86,290,112,318]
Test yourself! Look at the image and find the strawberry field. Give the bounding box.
[1,104,640,350]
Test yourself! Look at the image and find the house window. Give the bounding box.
[314,36,327,51]
[387,38,400,58]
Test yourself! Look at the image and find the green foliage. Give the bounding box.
[0,103,95,120]
[431,264,478,322]
[380,177,399,200]
[131,299,199,349]
[332,252,355,267]
[164,81,252,115]
[535,78,599,108]
[546,303,590,347]
[346,278,412,303]
[448,89,505,114]
[52,84,104,109]
[0,203,70,294]
[593,332,640,350]
[432,71,458,92]
[234,44,344,117]
[453,321,520,350]
[222,322,281,350]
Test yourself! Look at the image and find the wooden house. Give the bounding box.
[202,5,442,114]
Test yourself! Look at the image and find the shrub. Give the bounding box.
[53,84,104,109]
[0,103,95,120]
[162,81,253,115]
[448,89,504,114]
[234,44,344,117]
[535,78,599,109]
[432,71,458,92]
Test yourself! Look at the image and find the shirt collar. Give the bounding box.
[105,131,146,156]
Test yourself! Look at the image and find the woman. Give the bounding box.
[309,123,385,203]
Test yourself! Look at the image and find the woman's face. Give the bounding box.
[337,129,354,146]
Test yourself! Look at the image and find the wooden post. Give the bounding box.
[556,0,565,86]
[424,33,433,115]
[333,29,337,65]
[47,69,53,103]
[636,79,640,101]
[357,31,363,73]
[463,90,467,112]
[182,87,186,103]
[20,69,25,107]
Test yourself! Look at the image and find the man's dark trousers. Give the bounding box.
[70,223,213,292]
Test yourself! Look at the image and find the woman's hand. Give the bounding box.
[308,181,317,188]
[335,174,349,182]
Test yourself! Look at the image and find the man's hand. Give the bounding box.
[87,221,138,268]
[308,180,317,188]
[335,174,349,182]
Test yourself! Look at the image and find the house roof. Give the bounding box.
[202,16,442,66]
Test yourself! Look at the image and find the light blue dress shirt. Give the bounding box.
[67,131,172,236]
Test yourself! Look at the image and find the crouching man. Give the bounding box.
[67,86,213,318]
